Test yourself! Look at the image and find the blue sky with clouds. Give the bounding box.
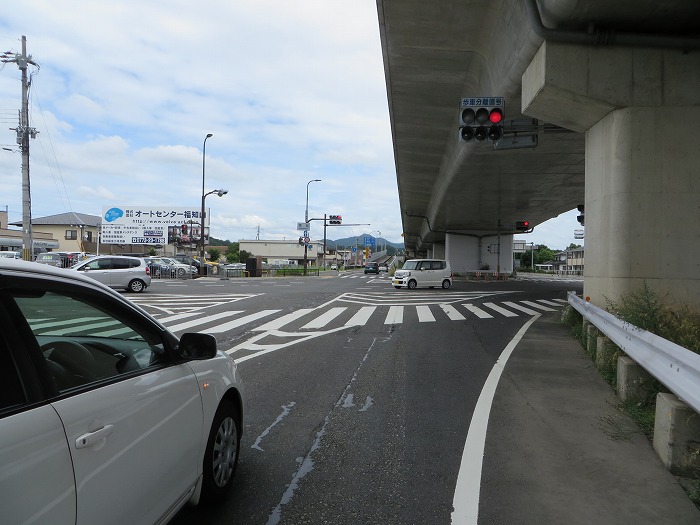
[0,0,580,249]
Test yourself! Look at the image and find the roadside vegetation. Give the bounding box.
[561,283,700,505]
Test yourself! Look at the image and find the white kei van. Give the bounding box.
[392,259,452,289]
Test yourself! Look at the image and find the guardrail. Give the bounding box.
[567,291,700,415]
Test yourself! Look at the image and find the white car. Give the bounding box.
[0,259,245,525]
[392,259,452,289]
[0,251,21,259]
[71,255,152,292]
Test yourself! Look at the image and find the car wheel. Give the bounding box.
[177,267,185,276]
[442,279,451,289]
[128,279,146,293]
[408,280,417,290]
[202,399,240,503]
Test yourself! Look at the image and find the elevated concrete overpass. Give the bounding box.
[377,0,700,307]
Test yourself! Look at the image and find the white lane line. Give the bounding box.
[384,305,404,324]
[301,307,347,329]
[416,305,436,322]
[441,304,466,320]
[165,311,243,333]
[521,300,556,312]
[253,309,314,331]
[205,310,281,333]
[502,302,539,316]
[462,304,493,319]
[346,306,377,326]
[451,314,541,525]
[482,302,519,317]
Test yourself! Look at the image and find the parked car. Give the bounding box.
[0,258,244,525]
[378,264,388,272]
[35,252,64,267]
[145,257,195,277]
[172,254,201,269]
[364,262,379,274]
[392,259,452,289]
[0,251,21,259]
[70,255,152,292]
[160,256,198,276]
[330,264,338,270]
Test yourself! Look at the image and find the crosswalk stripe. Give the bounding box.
[537,299,563,307]
[41,319,122,336]
[441,304,466,320]
[416,305,436,322]
[385,305,404,324]
[164,311,243,333]
[203,310,281,333]
[482,302,519,317]
[253,309,315,331]
[157,312,200,323]
[302,307,347,329]
[552,298,568,304]
[346,306,377,326]
[462,304,493,319]
[521,300,556,312]
[502,301,539,315]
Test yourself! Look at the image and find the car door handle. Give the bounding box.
[75,425,114,449]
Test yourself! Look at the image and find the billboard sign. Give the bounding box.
[101,206,209,245]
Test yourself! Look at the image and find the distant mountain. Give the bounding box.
[327,234,403,250]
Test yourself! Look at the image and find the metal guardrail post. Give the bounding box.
[567,291,700,415]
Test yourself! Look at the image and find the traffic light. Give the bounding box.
[328,215,342,225]
[576,204,585,226]
[515,221,530,231]
[459,97,504,143]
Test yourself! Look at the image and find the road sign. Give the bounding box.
[303,236,310,243]
[297,222,310,230]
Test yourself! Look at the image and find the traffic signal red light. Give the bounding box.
[329,215,342,225]
[459,97,504,143]
[515,221,530,231]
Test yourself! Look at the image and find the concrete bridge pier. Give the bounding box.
[523,41,700,308]
[445,232,514,275]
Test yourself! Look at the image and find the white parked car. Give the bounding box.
[0,250,21,259]
[0,258,244,525]
[392,259,452,289]
[71,255,152,292]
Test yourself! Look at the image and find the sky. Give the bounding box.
[0,0,580,250]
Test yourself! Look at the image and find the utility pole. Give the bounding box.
[2,36,39,261]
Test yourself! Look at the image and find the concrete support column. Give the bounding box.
[585,106,700,306]
[523,41,700,308]
[445,232,513,274]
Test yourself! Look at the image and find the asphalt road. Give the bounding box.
[119,271,614,525]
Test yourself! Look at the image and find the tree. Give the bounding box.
[207,248,221,262]
[566,243,582,250]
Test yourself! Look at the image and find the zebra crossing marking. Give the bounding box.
[166,311,243,333]
[346,306,377,326]
[416,305,436,322]
[205,310,281,333]
[462,304,493,319]
[302,307,347,329]
[482,302,519,318]
[253,309,314,331]
[536,299,563,307]
[520,300,556,312]
[501,301,539,315]
[385,305,404,324]
[441,304,466,321]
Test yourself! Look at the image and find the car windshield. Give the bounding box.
[402,261,419,270]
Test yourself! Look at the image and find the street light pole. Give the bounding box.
[200,133,213,276]
[303,179,321,275]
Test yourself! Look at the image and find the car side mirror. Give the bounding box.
[177,332,217,360]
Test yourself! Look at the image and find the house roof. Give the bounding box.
[10,212,101,227]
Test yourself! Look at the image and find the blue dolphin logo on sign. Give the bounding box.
[104,208,124,222]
